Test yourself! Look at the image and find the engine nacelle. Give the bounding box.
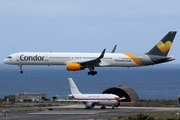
[113,102,120,107]
[67,94,74,100]
[85,102,95,109]
[66,63,85,71]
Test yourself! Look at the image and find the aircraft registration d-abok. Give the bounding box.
[3,31,177,76]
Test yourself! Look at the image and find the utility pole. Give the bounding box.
[3,110,10,120]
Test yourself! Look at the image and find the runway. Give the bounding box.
[1,104,180,120]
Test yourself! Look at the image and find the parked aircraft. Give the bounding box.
[3,31,176,76]
[56,78,124,109]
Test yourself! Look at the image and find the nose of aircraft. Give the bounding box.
[116,98,121,102]
[3,58,9,64]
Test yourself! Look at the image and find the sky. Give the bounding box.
[0,0,180,64]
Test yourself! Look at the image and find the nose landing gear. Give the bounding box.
[19,65,23,74]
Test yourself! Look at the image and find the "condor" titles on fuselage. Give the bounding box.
[20,55,45,61]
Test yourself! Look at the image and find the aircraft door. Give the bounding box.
[16,55,20,61]
[143,56,149,63]
[45,56,49,61]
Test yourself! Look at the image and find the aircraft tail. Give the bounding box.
[68,78,82,95]
[147,31,177,56]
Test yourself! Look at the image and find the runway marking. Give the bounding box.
[28,110,107,115]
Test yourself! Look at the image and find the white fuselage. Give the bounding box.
[72,94,120,106]
[3,52,153,67]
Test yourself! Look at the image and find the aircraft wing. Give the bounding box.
[55,99,99,104]
[111,45,117,53]
[66,49,107,75]
[79,49,106,67]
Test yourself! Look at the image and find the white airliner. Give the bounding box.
[56,78,124,109]
[3,31,176,76]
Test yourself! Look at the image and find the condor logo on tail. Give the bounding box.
[156,41,172,53]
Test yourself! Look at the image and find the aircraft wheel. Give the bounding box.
[92,71,97,76]
[19,65,23,74]
[88,72,91,75]
[101,106,106,109]
[88,71,97,76]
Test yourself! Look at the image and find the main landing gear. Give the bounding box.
[88,71,97,76]
[19,65,23,74]
[87,67,97,76]
[101,106,106,109]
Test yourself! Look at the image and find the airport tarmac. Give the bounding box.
[1,104,180,120]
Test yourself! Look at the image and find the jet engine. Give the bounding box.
[113,102,120,107]
[67,94,74,100]
[85,102,95,109]
[66,63,85,71]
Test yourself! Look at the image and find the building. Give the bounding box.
[102,85,139,102]
[4,93,46,102]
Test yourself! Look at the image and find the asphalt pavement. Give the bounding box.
[1,104,180,120]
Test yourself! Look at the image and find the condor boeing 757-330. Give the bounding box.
[3,31,176,76]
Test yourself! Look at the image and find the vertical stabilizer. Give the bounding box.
[147,31,177,56]
[68,78,82,95]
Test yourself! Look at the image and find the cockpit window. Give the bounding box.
[7,56,12,59]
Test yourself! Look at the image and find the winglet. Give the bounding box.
[98,49,106,59]
[111,45,117,53]
[68,78,82,95]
